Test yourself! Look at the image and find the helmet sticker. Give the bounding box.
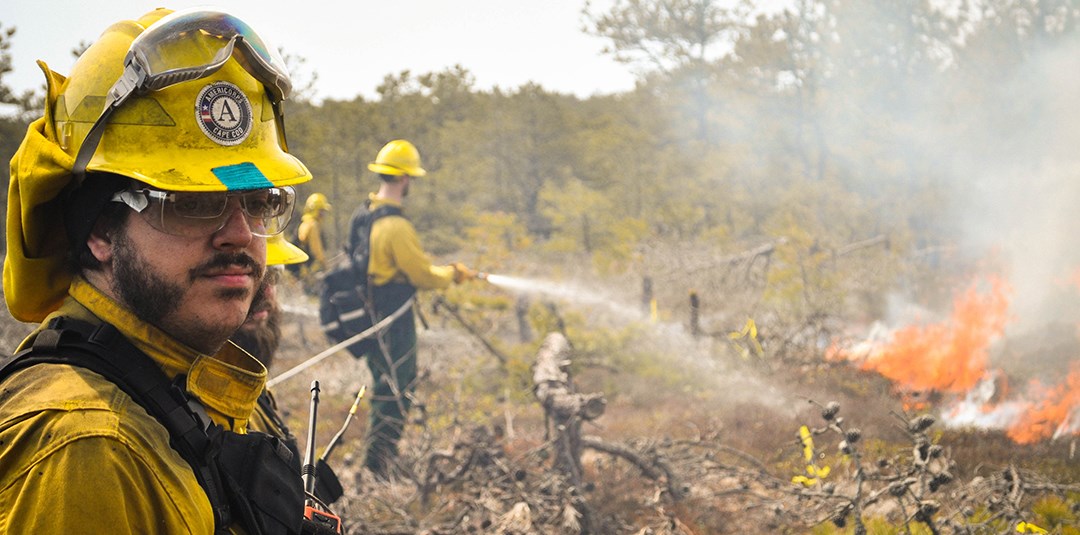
[196,82,253,146]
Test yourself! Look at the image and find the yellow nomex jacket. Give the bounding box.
[367,194,455,289]
[297,212,327,270]
[0,277,266,534]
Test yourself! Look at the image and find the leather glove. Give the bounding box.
[452,262,477,283]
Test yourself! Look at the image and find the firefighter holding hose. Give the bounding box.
[338,139,478,479]
[0,8,326,533]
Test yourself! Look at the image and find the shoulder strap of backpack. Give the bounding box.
[347,204,404,274]
[370,204,404,221]
[0,316,234,532]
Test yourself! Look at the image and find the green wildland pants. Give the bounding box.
[362,284,417,479]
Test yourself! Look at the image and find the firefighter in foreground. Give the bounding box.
[342,139,476,479]
[0,8,321,533]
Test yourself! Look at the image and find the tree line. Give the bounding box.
[2,0,1076,305]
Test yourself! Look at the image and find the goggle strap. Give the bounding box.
[72,110,111,179]
[272,98,288,151]
[108,55,146,106]
[73,61,145,178]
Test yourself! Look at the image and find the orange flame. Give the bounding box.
[830,274,1080,443]
[853,276,1012,394]
[1006,364,1080,444]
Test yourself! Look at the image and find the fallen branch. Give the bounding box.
[686,239,783,283]
[432,295,509,365]
[532,332,609,532]
[582,435,686,500]
[833,234,888,258]
[533,332,606,423]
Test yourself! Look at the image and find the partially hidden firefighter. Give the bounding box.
[240,235,307,450]
[0,8,326,533]
[239,235,345,506]
[298,192,332,274]
[289,192,332,293]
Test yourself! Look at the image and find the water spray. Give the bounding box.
[478,272,642,318]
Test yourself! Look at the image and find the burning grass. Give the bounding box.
[828,273,1080,448]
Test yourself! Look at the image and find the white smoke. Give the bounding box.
[940,371,1026,429]
[940,37,1080,335]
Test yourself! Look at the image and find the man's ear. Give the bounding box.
[86,218,115,264]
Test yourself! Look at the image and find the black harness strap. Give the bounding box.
[345,203,403,270]
[1,317,316,534]
[0,317,233,532]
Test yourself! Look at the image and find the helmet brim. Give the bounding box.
[367,162,425,177]
[266,234,309,265]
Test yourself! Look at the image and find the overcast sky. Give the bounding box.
[4,0,649,102]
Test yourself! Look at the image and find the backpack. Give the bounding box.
[0,317,325,534]
[318,204,403,355]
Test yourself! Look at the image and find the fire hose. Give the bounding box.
[267,297,415,388]
[431,293,509,365]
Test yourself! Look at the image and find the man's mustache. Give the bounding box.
[189,252,263,281]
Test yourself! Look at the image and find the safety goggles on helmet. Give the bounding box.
[74,8,293,176]
[111,186,295,238]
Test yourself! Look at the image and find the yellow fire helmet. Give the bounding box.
[5,7,312,322]
[367,139,426,177]
[61,7,311,190]
[265,233,309,266]
[304,192,331,214]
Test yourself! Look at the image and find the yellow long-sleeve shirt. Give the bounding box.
[297,212,327,268]
[367,194,455,289]
[0,277,266,534]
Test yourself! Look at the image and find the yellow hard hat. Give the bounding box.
[367,139,426,177]
[265,233,309,265]
[304,192,331,214]
[3,8,312,323]
[58,7,312,191]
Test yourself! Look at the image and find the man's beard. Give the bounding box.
[111,232,184,325]
[111,229,262,346]
[233,288,283,367]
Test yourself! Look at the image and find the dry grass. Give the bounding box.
[257,280,1080,534]
[4,260,1080,534]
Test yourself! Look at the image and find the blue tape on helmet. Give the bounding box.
[212,162,274,190]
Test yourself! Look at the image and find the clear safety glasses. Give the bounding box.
[111,186,296,238]
[74,8,293,175]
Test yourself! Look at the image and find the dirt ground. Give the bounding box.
[265,275,1080,534]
